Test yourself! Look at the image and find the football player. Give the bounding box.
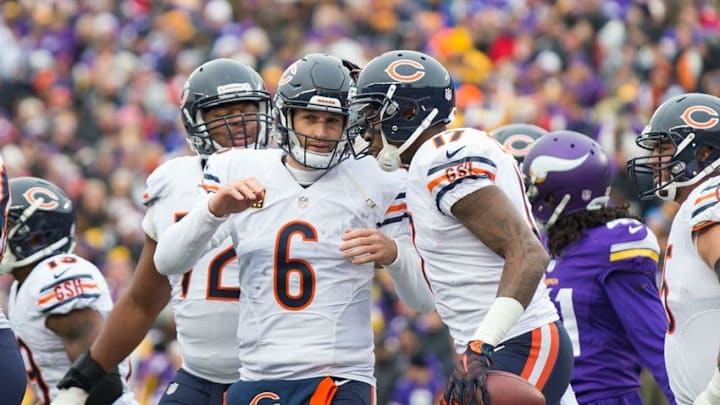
[52,59,273,405]
[347,50,574,405]
[154,53,433,405]
[627,92,720,405]
[0,157,27,405]
[525,131,675,404]
[3,177,136,405]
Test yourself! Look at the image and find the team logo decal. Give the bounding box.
[680,105,720,129]
[278,62,298,86]
[179,80,190,107]
[501,134,536,157]
[250,392,280,405]
[23,187,61,210]
[384,59,425,83]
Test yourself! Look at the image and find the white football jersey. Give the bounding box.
[201,148,407,386]
[8,253,134,404]
[406,128,558,352]
[142,155,241,384]
[662,175,720,404]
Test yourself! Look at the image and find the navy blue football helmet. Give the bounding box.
[181,58,272,156]
[491,123,549,164]
[627,93,720,201]
[0,177,75,273]
[348,50,455,171]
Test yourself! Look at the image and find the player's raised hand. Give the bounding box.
[208,177,265,217]
[340,229,398,266]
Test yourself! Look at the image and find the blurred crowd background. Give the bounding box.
[1,0,719,404]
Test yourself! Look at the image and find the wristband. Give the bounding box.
[471,296,525,346]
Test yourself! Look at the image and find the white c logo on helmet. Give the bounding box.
[384,59,425,83]
[23,187,60,210]
[681,105,720,129]
[278,62,298,86]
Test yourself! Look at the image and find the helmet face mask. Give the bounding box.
[347,50,455,171]
[181,59,273,156]
[274,54,354,170]
[0,177,75,274]
[627,93,720,201]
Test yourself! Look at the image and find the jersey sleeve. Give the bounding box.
[33,255,105,316]
[425,142,498,216]
[599,219,660,282]
[378,191,409,236]
[141,160,176,240]
[202,148,238,193]
[689,182,720,232]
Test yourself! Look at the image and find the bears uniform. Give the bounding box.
[408,128,558,349]
[663,175,720,404]
[8,253,134,405]
[141,155,241,385]
[154,147,413,395]
[406,127,573,402]
[545,218,674,403]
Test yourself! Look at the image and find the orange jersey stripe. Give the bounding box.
[535,323,560,390]
[694,192,718,205]
[386,203,407,214]
[426,168,496,193]
[520,327,542,381]
[692,220,719,233]
[37,292,56,305]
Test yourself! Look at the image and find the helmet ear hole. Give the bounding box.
[400,104,417,121]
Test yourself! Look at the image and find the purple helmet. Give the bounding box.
[522,130,611,226]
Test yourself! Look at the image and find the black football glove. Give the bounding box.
[443,341,494,405]
[57,351,107,393]
[86,371,124,405]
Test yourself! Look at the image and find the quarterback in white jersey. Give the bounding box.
[155,54,431,405]
[1,177,135,405]
[348,50,573,405]
[158,148,407,384]
[53,58,273,405]
[628,93,720,405]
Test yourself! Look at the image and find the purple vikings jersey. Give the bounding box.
[544,218,675,404]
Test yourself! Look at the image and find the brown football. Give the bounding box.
[483,370,545,405]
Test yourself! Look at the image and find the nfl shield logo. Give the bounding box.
[166,383,178,395]
[445,88,452,101]
[581,189,592,201]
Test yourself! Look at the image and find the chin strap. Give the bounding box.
[376,108,439,172]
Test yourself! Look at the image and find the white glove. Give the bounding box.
[695,368,720,405]
[51,387,89,405]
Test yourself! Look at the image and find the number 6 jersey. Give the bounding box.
[155,148,410,386]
